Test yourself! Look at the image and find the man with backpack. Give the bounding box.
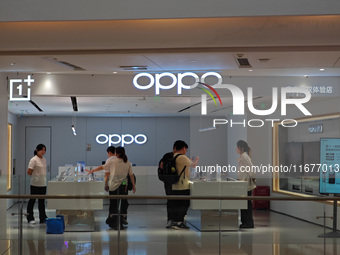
[158,143,176,229]
[158,140,199,230]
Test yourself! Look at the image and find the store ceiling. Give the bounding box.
[2,15,340,116]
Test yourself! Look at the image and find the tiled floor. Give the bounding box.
[1,204,340,254]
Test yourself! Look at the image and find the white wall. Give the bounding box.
[0,73,8,237]
[14,115,229,196]
[1,0,340,21]
[7,112,19,208]
[190,116,228,180]
[227,115,247,180]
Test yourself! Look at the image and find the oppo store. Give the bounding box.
[1,1,340,254]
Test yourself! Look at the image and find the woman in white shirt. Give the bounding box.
[26,144,48,224]
[104,146,135,230]
[237,140,256,229]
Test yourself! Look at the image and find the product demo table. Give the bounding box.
[189,180,248,231]
[47,177,105,231]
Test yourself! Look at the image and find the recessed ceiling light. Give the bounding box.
[319,68,325,71]
[249,69,253,72]
[113,71,117,74]
[258,58,270,62]
[10,62,15,66]
[120,66,147,71]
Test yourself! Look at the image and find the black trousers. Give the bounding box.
[121,188,129,216]
[240,191,254,226]
[164,182,175,221]
[172,189,190,222]
[108,184,127,227]
[27,185,47,222]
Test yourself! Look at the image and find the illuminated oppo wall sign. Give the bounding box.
[133,72,222,95]
[96,133,148,147]
[133,72,312,116]
[133,72,313,128]
[9,75,34,101]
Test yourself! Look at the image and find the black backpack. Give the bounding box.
[158,153,186,184]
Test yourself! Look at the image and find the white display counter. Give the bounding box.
[126,166,166,204]
[47,179,105,210]
[47,165,166,231]
[47,178,105,231]
[189,181,248,231]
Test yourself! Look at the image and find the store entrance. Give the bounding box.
[25,126,52,195]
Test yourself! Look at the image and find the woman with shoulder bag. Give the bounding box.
[105,147,136,230]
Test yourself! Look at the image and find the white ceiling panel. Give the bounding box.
[3,15,340,117]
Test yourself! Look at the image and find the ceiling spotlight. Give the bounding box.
[113,71,117,74]
[10,62,15,66]
[319,68,325,71]
[249,69,253,72]
[71,125,77,136]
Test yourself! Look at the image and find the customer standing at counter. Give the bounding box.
[106,147,136,230]
[236,140,256,229]
[89,146,136,230]
[172,140,199,230]
[26,144,48,224]
[158,142,177,229]
[86,146,117,174]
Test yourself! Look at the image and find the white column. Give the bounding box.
[0,72,8,238]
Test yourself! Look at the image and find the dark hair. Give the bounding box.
[173,140,188,151]
[34,144,46,156]
[116,146,128,163]
[106,146,116,154]
[237,140,251,156]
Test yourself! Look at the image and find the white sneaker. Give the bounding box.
[28,220,36,225]
[166,220,173,229]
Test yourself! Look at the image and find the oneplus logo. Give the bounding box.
[9,75,34,101]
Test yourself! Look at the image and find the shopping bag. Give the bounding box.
[56,214,65,231]
[46,216,64,234]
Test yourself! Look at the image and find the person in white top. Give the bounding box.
[26,144,48,224]
[237,140,256,229]
[88,146,136,230]
[87,146,117,174]
[106,147,136,230]
[171,140,199,230]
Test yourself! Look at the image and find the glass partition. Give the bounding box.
[2,180,340,255]
[272,113,340,197]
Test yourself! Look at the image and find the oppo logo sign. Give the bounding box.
[96,134,148,147]
[133,72,222,95]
